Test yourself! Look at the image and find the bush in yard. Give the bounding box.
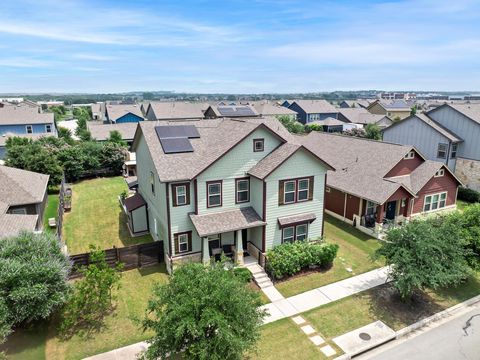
[232,267,252,283]
[59,246,123,338]
[266,241,339,279]
[0,232,71,335]
[376,217,471,301]
[141,261,265,360]
[458,187,480,203]
[448,205,480,270]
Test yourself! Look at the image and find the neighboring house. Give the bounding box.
[0,166,49,239]
[204,105,260,118]
[105,104,144,123]
[382,104,480,191]
[91,102,105,121]
[250,101,297,120]
[308,118,347,133]
[338,100,371,109]
[367,99,412,120]
[0,106,56,158]
[337,108,393,129]
[286,100,338,124]
[131,117,333,272]
[145,102,208,121]
[302,132,461,239]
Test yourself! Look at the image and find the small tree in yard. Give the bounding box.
[107,130,127,147]
[376,217,471,300]
[141,262,266,360]
[448,205,480,270]
[59,246,123,338]
[0,232,71,336]
[365,123,382,140]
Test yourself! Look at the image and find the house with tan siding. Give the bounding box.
[130,117,333,272]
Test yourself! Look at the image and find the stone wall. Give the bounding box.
[455,158,480,191]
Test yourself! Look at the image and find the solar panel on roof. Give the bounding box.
[159,137,194,154]
[217,106,257,117]
[155,125,200,139]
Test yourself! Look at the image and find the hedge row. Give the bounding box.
[458,187,480,203]
[266,241,339,280]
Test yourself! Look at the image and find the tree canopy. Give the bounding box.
[277,115,305,134]
[142,262,265,360]
[365,123,382,140]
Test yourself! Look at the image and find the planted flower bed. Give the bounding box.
[266,241,339,280]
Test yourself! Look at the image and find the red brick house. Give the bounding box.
[302,132,462,238]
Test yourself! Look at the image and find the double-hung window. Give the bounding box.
[207,181,222,208]
[423,192,447,212]
[279,177,313,205]
[235,178,250,203]
[451,144,458,159]
[282,227,295,243]
[282,223,309,243]
[45,124,52,133]
[283,180,296,204]
[297,178,309,201]
[366,201,377,215]
[26,125,33,134]
[437,143,447,159]
[295,224,308,240]
[176,232,190,253]
[172,183,189,207]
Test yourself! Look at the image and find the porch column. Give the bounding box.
[202,236,210,264]
[375,204,383,224]
[235,230,244,265]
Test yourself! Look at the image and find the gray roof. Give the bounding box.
[338,108,388,125]
[208,105,259,118]
[376,100,412,110]
[248,143,301,179]
[301,132,416,204]
[251,102,297,116]
[106,104,143,122]
[0,106,54,125]
[0,214,38,239]
[277,212,316,227]
[189,207,265,237]
[134,117,294,182]
[148,101,208,120]
[0,166,49,207]
[290,100,337,114]
[446,104,480,125]
[88,122,138,141]
[340,100,371,108]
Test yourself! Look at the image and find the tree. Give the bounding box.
[0,232,71,335]
[58,127,75,145]
[448,205,480,270]
[376,217,471,300]
[142,262,266,360]
[305,123,323,133]
[59,246,123,338]
[410,105,417,116]
[365,123,382,140]
[107,130,127,147]
[277,115,305,134]
[342,127,366,138]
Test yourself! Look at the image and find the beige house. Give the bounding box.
[367,100,412,120]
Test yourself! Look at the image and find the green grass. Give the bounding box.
[302,273,480,341]
[247,318,325,360]
[457,200,475,212]
[63,177,152,254]
[275,215,383,297]
[44,194,59,231]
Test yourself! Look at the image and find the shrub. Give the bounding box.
[232,267,252,283]
[458,187,480,203]
[266,242,339,279]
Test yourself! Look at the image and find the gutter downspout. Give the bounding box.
[343,193,347,221]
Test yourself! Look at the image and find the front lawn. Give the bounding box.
[44,193,59,231]
[2,264,169,360]
[302,272,480,341]
[275,215,383,297]
[63,177,152,254]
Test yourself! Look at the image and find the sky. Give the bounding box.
[1,0,480,93]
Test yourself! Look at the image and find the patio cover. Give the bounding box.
[277,212,316,227]
[189,207,266,237]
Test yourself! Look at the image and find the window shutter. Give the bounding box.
[174,234,179,254]
[308,176,314,201]
[187,232,192,252]
[186,184,191,206]
[278,180,285,205]
[172,185,178,207]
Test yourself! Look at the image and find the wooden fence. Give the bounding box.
[56,177,66,241]
[69,241,164,278]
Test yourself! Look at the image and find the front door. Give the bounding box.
[385,201,397,220]
[242,229,248,252]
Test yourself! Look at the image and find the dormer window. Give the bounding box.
[435,168,445,177]
[253,139,264,152]
[404,150,415,159]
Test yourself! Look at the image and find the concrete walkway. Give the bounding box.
[85,266,390,359]
[261,266,389,324]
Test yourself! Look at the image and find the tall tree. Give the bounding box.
[365,123,382,140]
[107,130,127,147]
[142,262,265,360]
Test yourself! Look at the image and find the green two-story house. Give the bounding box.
[131,117,334,273]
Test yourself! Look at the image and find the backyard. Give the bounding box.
[274,215,383,297]
[63,177,152,254]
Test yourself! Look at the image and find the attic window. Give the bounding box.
[253,139,264,152]
[435,168,445,177]
[404,150,415,159]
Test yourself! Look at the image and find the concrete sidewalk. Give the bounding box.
[261,266,389,324]
[85,266,390,359]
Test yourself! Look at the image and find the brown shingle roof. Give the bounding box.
[277,212,316,227]
[106,104,143,122]
[0,106,54,125]
[148,102,209,120]
[0,215,38,239]
[250,102,298,116]
[124,193,146,212]
[0,166,49,207]
[88,122,138,141]
[290,100,337,114]
[338,108,388,125]
[189,207,265,237]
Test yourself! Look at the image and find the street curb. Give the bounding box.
[333,293,480,360]
[395,293,480,339]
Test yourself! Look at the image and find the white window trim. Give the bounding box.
[325,186,331,193]
[283,180,296,204]
[282,226,295,243]
[366,201,377,215]
[236,179,249,203]
[437,143,447,159]
[207,182,222,207]
[45,124,52,133]
[297,178,309,202]
[434,168,445,178]
[451,144,458,159]
[26,125,33,134]
[253,139,264,152]
[295,223,308,241]
[404,150,415,159]
[176,185,187,205]
[423,192,447,213]
[178,233,189,253]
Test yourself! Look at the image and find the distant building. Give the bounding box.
[338,100,371,109]
[145,101,208,121]
[286,100,338,124]
[204,104,260,118]
[105,104,144,124]
[337,108,393,129]
[250,101,297,120]
[367,99,412,120]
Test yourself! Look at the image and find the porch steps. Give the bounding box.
[243,256,275,289]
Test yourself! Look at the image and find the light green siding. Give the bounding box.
[265,150,328,250]
[196,127,281,214]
